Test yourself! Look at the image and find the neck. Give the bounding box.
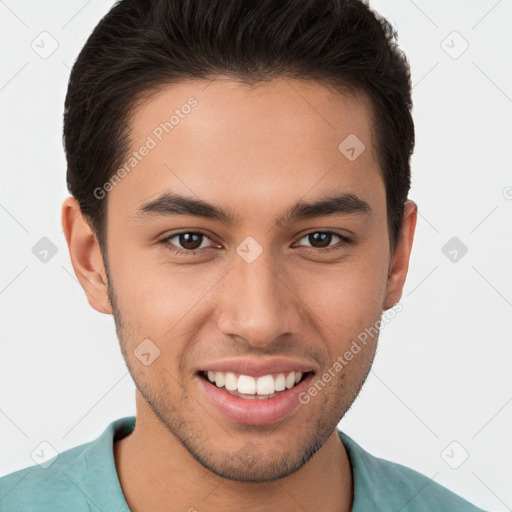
[114,395,353,512]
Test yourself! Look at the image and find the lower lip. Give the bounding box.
[197,372,314,425]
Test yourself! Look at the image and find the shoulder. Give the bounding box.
[0,416,135,512]
[338,431,487,512]
[0,442,92,512]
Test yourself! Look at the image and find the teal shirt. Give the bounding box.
[0,416,486,511]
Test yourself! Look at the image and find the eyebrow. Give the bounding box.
[133,191,371,226]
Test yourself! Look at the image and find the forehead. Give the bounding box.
[108,77,384,224]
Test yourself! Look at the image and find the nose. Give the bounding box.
[215,250,303,349]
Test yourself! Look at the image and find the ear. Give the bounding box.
[383,200,418,310]
[61,196,113,315]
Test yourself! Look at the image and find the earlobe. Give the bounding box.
[383,200,418,310]
[61,196,113,315]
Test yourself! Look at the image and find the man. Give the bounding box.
[0,0,487,510]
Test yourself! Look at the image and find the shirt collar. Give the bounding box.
[59,416,135,512]
[60,417,369,512]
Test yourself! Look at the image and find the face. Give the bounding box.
[64,77,416,482]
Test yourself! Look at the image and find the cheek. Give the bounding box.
[304,256,387,318]
[110,251,224,340]
[109,229,389,348]
[297,254,388,356]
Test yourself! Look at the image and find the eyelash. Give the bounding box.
[159,229,353,257]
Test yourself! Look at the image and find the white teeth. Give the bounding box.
[224,372,238,391]
[214,371,225,388]
[204,370,305,396]
[274,373,286,391]
[238,375,256,394]
[285,373,296,389]
[256,375,275,395]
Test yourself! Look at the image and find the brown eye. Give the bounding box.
[297,231,352,251]
[305,232,333,248]
[176,232,204,250]
[162,231,218,256]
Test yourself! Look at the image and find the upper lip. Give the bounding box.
[197,357,317,378]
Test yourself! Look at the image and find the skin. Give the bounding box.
[62,77,417,512]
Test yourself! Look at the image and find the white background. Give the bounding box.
[1,1,511,510]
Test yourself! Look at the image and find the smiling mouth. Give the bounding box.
[198,370,313,399]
